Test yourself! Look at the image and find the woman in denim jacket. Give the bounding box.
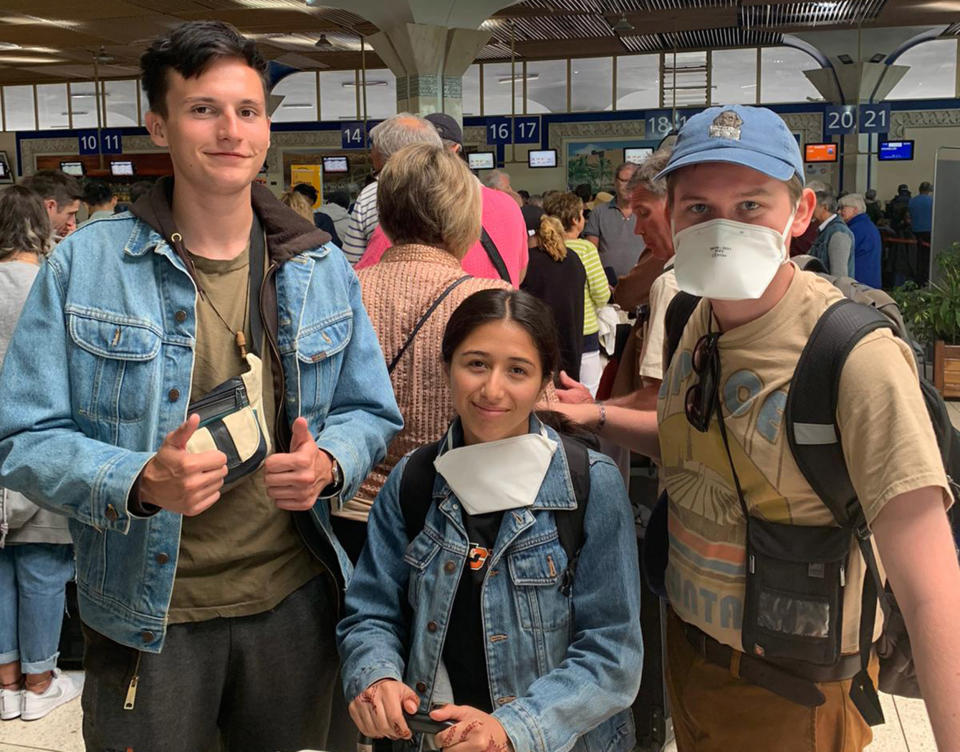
[337,289,643,752]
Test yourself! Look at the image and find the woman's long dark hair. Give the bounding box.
[441,289,560,381]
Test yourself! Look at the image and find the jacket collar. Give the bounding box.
[126,176,332,265]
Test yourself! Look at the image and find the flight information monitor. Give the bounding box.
[528,149,557,168]
[878,140,914,161]
[468,152,495,170]
[624,147,653,164]
[110,160,135,176]
[60,161,85,176]
[322,156,349,173]
[804,143,838,163]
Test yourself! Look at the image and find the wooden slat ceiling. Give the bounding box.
[0,0,955,86]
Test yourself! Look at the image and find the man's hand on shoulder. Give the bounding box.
[138,414,228,516]
[264,416,333,511]
[554,371,595,404]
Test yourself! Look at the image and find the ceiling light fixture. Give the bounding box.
[612,15,635,33]
[94,46,116,65]
[279,102,314,108]
[314,34,338,51]
[0,55,63,64]
[837,53,854,64]
[870,52,886,63]
[498,73,540,84]
[340,80,388,87]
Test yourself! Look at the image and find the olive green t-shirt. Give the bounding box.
[167,243,325,623]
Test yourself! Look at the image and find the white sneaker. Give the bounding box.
[0,688,23,720]
[21,670,82,721]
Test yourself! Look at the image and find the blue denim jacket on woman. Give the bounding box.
[0,183,402,653]
[337,421,644,752]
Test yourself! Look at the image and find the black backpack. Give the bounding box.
[659,277,960,722]
[399,434,591,593]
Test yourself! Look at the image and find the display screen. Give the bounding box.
[322,156,349,173]
[60,161,85,176]
[804,143,838,163]
[468,152,495,170]
[0,160,8,179]
[528,149,557,168]
[110,161,134,176]
[878,140,914,161]
[624,147,653,164]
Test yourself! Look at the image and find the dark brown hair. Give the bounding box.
[442,289,559,382]
[19,170,82,209]
[140,21,268,117]
[0,185,53,260]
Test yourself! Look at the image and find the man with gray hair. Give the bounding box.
[808,186,855,277]
[340,113,442,264]
[483,169,523,206]
[839,192,882,288]
[584,161,646,278]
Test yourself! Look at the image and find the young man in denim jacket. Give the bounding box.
[0,21,401,751]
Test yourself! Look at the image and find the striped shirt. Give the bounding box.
[565,238,610,336]
[341,180,378,265]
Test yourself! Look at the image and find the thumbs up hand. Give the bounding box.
[264,416,333,511]
[138,414,229,516]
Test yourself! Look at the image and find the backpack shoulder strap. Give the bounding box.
[785,298,893,727]
[555,435,591,593]
[784,298,893,524]
[388,276,471,373]
[663,291,701,369]
[399,441,443,541]
[480,227,511,282]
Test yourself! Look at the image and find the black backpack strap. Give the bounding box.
[663,291,701,369]
[785,297,894,726]
[399,441,443,541]
[480,227,511,282]
[388,276,471,374]
[248,214,266,357]
[555,435,591,595]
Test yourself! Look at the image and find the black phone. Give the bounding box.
[406,712,454,735]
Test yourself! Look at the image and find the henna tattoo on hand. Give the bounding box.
[459,720,482,743]
[359,684,379,707]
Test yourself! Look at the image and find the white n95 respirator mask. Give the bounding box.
[672,214,795,301]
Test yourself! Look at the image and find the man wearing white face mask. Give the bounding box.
[551,105,960,752]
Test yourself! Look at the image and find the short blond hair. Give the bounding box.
[377,143,481,258]
[279,189,313,222]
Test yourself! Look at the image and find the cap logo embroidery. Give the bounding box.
[709,110,743,141]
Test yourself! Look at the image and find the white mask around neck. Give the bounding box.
[433,427,558,516]
[672,212,795,301]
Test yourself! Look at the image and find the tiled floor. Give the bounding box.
[4,405,955,752]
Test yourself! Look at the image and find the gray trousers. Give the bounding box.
[81,575,353,752]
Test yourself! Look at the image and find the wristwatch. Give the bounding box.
[320,453,343,499]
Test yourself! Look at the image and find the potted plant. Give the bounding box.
[892,242,960,398]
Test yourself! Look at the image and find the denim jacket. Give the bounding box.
[337,422,644,752]
[0,182,402,652]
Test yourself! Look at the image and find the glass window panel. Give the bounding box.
[571,57,613,112]
[888,39,958,100]
[711,49,757,105]
[483,62,525,116]
[616,54,659,111]
[319,70,358,121]
[760,47,822,103]
[3,86,35,131]
[271,71,317,123]
[360,69,396,119]
[462,64,480,116]
[70,81,99,128]
[104,79,138,127]
[663,51,708,108]
[37,83,69,130]
[525,59,566,113]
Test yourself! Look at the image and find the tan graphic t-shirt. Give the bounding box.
[167,245,325,623]
[657,266,950,654]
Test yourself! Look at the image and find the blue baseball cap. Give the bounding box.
[656,105,804,184]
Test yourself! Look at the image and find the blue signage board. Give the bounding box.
[486,117,512,145]
[824,105,857,136]
[341,122,366,150]
[644,109,702,140]
[513,116,540,144]
[858,103,891,135]
[77,129,122,155]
